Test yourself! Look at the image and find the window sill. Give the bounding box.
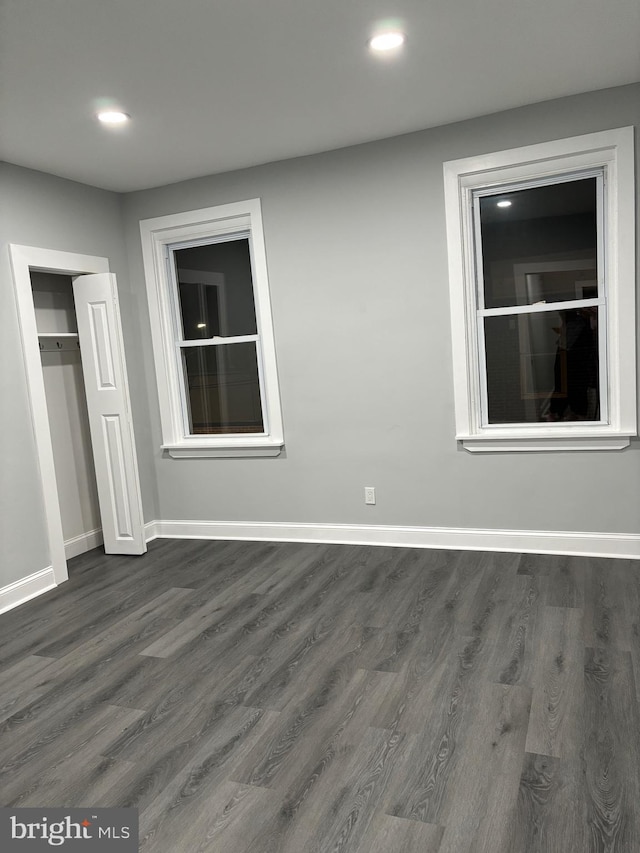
[162,439,284,458]
[458,431,633,452]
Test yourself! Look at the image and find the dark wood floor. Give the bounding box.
[1,539,640,852]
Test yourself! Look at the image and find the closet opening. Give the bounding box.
[10,244,147,600]
[32,272,103,559]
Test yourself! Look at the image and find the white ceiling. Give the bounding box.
[1,0,639,193]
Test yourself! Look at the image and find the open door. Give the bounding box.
[73,273,147,555]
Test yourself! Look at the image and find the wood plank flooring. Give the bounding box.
[1,539,640,852]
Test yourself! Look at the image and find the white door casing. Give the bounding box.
[72,273,146,555]
[9,245,147,588]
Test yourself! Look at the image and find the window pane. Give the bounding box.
[484,308,600,424]
[479,177,598,309]
[173,238,258,340]
[181,342,263,434]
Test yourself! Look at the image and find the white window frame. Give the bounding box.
[443,127,636,452]
[140,199,284,457]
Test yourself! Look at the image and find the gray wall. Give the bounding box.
[122,84,640,535]
[0,164,158,588]
[2,84,639,595]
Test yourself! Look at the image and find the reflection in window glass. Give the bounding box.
[182,342,263,434]
[178,281,221,339]
[173,238,258,340]
[479,178,598,309]
[485,308,599,424]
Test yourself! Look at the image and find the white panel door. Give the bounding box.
[72,273,146,555]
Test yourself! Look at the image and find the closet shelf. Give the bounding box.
[38,332,80,352]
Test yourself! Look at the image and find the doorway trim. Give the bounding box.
[9,244,134,585]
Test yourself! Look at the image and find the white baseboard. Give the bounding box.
[147,519,640,560]
[64,528,103,560]
[6,520,636,616]
[0,566,57,615]
[145,520,159,542]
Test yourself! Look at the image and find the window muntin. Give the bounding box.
[473,171,605,427]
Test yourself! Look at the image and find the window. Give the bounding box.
[140,200,284,457]
[443,127,635,452]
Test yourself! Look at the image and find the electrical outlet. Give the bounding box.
[364,486,376,505]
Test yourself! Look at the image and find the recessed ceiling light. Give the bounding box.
[369,31,406,52]
[97,110,130,125]
[497,200,512,208]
